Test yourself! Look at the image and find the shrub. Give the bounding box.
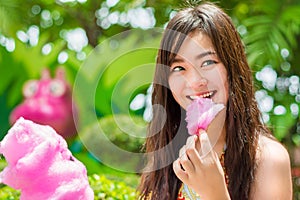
[97,114,147,153]
[0,174,139,200]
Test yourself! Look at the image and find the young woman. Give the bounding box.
[138,2,292,200]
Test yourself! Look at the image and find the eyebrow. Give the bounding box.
[172,51,217,63]
[196,51,217,59]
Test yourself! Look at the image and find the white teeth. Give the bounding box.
[189,96,199,100]
[190,91,214,99]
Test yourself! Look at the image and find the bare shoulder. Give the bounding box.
[250,134,292,199]
[257,134,290,164]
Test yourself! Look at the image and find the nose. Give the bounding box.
[187,69,208,90]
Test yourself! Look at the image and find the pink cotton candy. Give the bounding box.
[0,118,94,200]
[186,98,225,135]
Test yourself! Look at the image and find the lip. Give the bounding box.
[187,90,216,100]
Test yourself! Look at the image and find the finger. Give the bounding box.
[173,159,188,182]
[186,135,197,149]
[184,138,202,168]
[184,134,198,157]
[180,151,195,172]
[200,132,214,158]
[179,145,186,158]
[195,130,202,152]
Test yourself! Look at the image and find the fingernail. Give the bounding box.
[200,132,208,140]
[198,129,205,135]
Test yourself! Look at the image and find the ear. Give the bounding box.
[55,66,66,80]
[41,68,51,80]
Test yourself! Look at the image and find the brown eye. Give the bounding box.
[23,80,38,98]
[49,80,65,97]
[171,66,185,72]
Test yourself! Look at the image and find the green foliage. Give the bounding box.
[99,114,146,153]
[0,185,20,200]
[0,0,300,197]
[0,174,139,200]
[78,114,147,173]
[0,38,80,138]
[73,152,140,187]
[90,174,138,200]
[75,29,160,116]
[0,158,139,200]
[80,114,146,152]
[0,0,27,36]
[242,0,300,69]
[233,0,300,147]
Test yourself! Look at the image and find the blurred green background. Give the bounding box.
[0,0,300,199]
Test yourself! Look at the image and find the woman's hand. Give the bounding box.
[173,131,230,200]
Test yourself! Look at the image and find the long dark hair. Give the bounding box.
[138,2,271,199]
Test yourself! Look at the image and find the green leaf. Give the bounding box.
[13,34,66,77]
[76,29,161,116]
[0,0,26,36]
[0,46,16,95]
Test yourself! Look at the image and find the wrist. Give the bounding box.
[213,186,231,200]
[195,185,230,200]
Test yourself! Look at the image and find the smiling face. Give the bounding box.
[168,32,229,110]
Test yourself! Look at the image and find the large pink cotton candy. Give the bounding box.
[0,118,94,200]
[186,98,225,135]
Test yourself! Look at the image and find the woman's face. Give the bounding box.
[168,32,229,110]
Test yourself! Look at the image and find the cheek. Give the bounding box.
[222,78,229,105]
[168,77,179,96]
[218,68,229,104]
[168,76,184,102]
[168,75,182,91]
[208,65,229,104]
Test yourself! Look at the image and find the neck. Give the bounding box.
[215,126,227,156]
[206,109,227,157]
